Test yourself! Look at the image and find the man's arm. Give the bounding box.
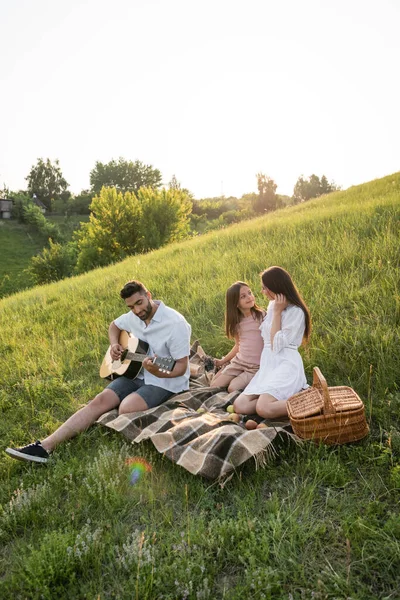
[108,321,124,360]
[142,355,188,378]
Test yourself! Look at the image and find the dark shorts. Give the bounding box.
[106,376,175,408]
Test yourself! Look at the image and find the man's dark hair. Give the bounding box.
[120,280,148,299]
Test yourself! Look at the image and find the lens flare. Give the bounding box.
[125,457,152,485]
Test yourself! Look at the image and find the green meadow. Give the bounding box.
[0,174,399,599]
[0,220,45,297]
[0,215,89,298]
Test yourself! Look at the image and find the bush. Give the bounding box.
[10,192,31,221]
[75,187,143,273]
[22,204,63,242]
[28,239,77,285]
[67,191,93,215]
[137,187,192,251]
[75,186,192,272]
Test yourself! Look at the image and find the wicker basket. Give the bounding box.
[287,367,369,445]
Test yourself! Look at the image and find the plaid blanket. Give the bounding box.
[97,342,296,480]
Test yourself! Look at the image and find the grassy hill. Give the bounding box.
[0,215,89,298]
[0,174,399,599]
[0,220,45,297]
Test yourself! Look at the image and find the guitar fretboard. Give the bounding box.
[124,352,146,362]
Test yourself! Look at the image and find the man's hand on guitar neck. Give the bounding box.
[142,355,188,378]
[110,343,124,361]
[142,356,166,376]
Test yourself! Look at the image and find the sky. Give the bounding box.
[1,0,399,199]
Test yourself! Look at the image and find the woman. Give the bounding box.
[233,266,311,419]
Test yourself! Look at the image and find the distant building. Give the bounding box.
[0,198,13,219]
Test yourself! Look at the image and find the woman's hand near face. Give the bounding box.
[274,293,289,313]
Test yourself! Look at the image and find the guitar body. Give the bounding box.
[100,331,149,380]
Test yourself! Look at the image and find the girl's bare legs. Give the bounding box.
[211,370,253,392]
[41,389,120,453]
[234,392,289,419]
[210,370,234,389]
[233,392,259,414]
[256,393,288,419]
[227,372,255,393]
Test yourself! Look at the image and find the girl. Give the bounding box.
[233,266,311,419]
[210,281,265,392]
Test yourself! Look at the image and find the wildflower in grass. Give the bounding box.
[1,480,50,531]
[116,529,156,572]
[66,521,102,560]
[82,446,129,502]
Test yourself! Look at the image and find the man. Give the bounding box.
[5,280,191,464]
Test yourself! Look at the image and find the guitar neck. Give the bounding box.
[124,352,147,362]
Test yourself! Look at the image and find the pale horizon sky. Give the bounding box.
[1,0,399,199]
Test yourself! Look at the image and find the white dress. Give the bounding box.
[243,301,308,401]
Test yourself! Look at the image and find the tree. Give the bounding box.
[293,174,340,203]
[168,175,194,198]
[75,187,143,272]
[67,190,93,215]
[90,158,162,195]
[25,158,70,212]
[137,187,192,251]
[10,191,31,221]
[253,173,280,213]
[168,174,180,190]
[1,184,10,198]
[75,186,192,272]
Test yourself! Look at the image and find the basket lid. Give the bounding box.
[287,387,324,418]
[287,368,364,419]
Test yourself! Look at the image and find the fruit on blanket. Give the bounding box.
[196,407,206,414]
[226,405,235,413]
[256,423,268,429]
[245,419,258,430]
[227,413,240,423]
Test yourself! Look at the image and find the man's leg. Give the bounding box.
[41,376,152,451]
[5,388,120,463]
[118,393,148,413]
[119,384,174,414]
[41,389,120,453]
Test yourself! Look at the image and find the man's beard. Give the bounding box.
[138,300,153,321]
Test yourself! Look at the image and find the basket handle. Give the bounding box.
[312,367,336,415]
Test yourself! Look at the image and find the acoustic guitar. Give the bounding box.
[99,330,176,380]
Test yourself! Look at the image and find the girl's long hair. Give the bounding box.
[261,266,311,343]
[225,281,264,339]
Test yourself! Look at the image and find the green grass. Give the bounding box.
[0,215,89,298]
[47,214,89,240]
[0,221,44,297]
[0,174,399,599]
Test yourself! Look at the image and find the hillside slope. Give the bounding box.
[1,173,399,599]
[0,220,45,296]
[0,215,88,298]
[1,172,398,408]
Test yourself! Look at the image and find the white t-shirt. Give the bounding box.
[113,301,191,393]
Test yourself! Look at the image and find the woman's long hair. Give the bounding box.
[225,281,264,339]
[261,266,311,343]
